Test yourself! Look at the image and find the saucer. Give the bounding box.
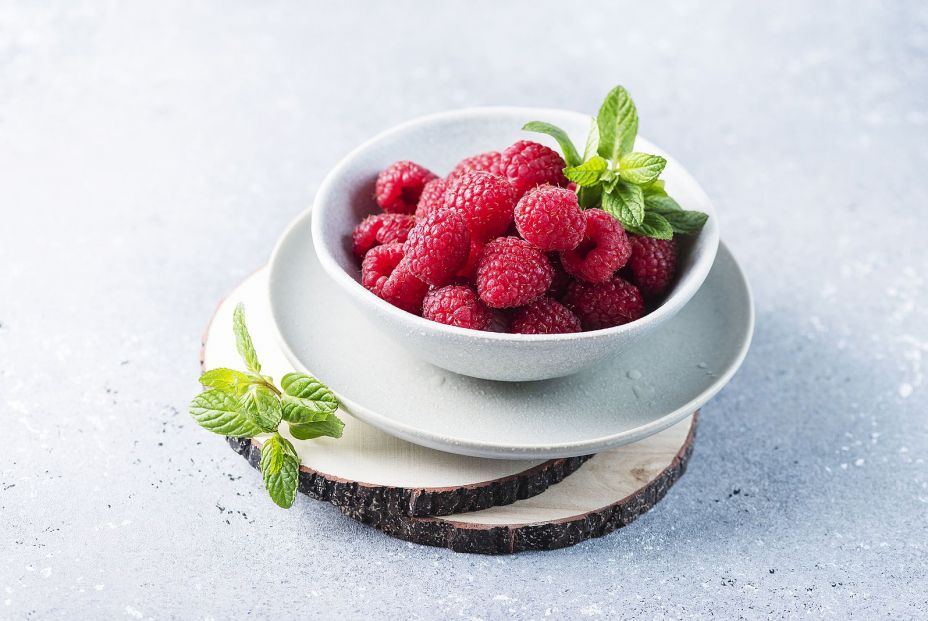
[268,210,753,459]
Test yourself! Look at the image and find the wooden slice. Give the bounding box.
[202,270,592,518]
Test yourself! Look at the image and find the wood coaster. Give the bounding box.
[202,269,698,553]
[202,270,591,518]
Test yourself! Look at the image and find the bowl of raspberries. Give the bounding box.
[311,89,719,381]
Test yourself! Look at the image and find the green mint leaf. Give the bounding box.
[522,121,582,166]
[232,303,261,374]
[189,389,263,437]
[624,211,674,240]
[281,372,336,402]
[596,86,638,163]
[199,367,256,396]
[289,413,345,440]
[240,384,282,432]
[618,152,667,186]
[645,194,708,234]
[583,118,600,160]
[643,179,667,196]
[260,433,300,509]
[602,181,644,227]
[577,184,602,209]
[281,394,338,423]
[563,156,609,187]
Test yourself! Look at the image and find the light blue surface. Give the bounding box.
[1,2,925,618]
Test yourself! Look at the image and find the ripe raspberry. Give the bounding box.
[499,140,568,197]
[563,276,645,330]
[514,185,585,252]
[560,208,632,283]
[361,243,429,314]
[414,178,448,220]
[511,298,582,334]
[475,236,553,308]
[626,236,679,298]
[352,214,416,259]
[422,285,493,330]
[375,160,437,214]
[455,239,485,281]
[443,171,517,241]
[447,151,501,182]
[403,209,470,286]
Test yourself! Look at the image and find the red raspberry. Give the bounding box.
[563,276,645,330]
[447,151,501,182]
[361,244,429,314]
[560,208,631,283]
[443,171,517,241]
[422,285,493,330]
[352,214,416,259]
[499,140,568,197]
[375,160,437,214]
[414,178,448,220]
[402,209,470,286]
[514,185,585,252]
[511,298,582,334]
[626,236,679,298]
[475,236,553,308]
[455,239,485,281]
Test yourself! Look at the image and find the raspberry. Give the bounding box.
[422,285,493,330]
[511,298,582,334]
[375,160,437,214]
[514,185,585,251]
[455,239,485,281]
[402,209,470,286]
[447,151,501,182]
[361,243,428,314]
[546,254,572,299]
[560,208,631,283]
[414,178,448,220]
[443,171,517,241]
[352,214,416,259]
[499,140,568,197]
[626,236,679,298]
[563,276,645,330]
[475,236,553,308]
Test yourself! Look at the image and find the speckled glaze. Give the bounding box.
[308,108,720,381]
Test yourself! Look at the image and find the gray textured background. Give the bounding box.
[2,1,927,619]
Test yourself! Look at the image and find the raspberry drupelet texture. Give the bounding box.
[352,214,417,259]
[510,298,582,334]
[514,185,585,252]
[560,208,632,283]
[499,140,568,197]
[626,236,679,298]
[421,285,493,330]
[563,276,645,330]
[402,209,470,286]
[475,236,554,308]
[375,160,438,214]
[447,151,501,182]
[443,171,517,241]
[414,178,448,220]
[360,243,429,314]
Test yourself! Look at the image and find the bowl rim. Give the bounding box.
[307,106,720,344]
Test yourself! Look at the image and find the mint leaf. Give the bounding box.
[189,389,263,437]
[596,86,638,163]
[289,413,345,440]
[645,194,708,234]
[232,303,261,374]
[240,384,282,432]
[583,118,600,160]
[281,372,336,402]
[523,121,581,166]
[281,394,338,423]
[643,179,667,196]
[260,433,300,509]
[619,152,666,186]
[563,156,608,187]
[199,367,256,396]
[602,181,644,227]
[577,184,602,210]
[624,211,674,240]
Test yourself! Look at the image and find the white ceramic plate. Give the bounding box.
[267,210,754,459]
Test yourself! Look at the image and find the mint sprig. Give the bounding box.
[190,303,344,508]
[523,85,709,239]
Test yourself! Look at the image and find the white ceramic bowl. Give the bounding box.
[311,107,719,381]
